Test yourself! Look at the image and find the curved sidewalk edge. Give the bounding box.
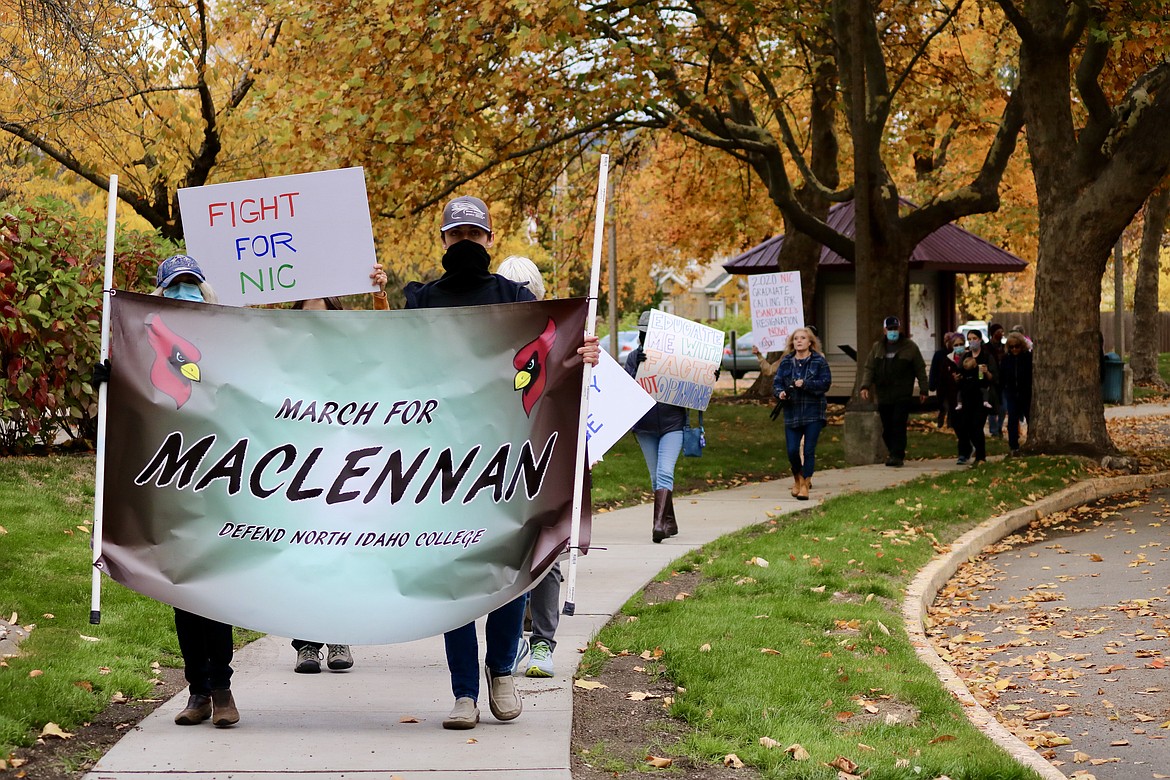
[902,471,1170,780]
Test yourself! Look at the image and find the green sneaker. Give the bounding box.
[525,640,555,678]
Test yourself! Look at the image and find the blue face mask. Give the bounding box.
[164,282,204,302]
[953,345,965,355]
[885,331,899,342]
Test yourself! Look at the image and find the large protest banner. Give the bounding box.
[635,310,722,411]
[97,293,590,644]
[176,168,379,306]
[748,271,804,353]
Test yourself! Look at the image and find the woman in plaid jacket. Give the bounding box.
[773,327,832,500]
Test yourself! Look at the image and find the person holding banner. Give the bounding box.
[624,310,686,543]
[149,254,240,728]
[405,196,598,730]
[285,263,388,676]
[773,327,832,500]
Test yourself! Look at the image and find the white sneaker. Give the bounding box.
[525,640,555,678]
[511,636,530,676]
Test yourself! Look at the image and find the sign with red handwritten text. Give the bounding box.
[749,272,804,352]
[177,168,378,306]
[635,310,722,411]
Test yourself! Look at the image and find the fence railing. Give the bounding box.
[989,312,1165,354]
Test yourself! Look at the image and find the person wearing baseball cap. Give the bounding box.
[402,195,600,731]
[859,314,927,467]
[152,254,218,303]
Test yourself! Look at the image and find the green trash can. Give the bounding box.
[1101,352,1124,404]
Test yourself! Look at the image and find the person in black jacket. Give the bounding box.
[404,196,598,731]
[624,310,686,544]
[999,331,1033,455]
[954,329,998,465]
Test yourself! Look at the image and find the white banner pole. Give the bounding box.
[90,175,118,625]
[562,154,609,616]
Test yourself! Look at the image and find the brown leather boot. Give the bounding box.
[174,693,211,725]
[790,470,803,497]
[210,688,239,727]
[796,474,809,501]
[652,488,669,543]
[662,490,678,538]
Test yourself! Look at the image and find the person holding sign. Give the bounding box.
[405,197,598,731]
[773,328,832,500]
[859,316,928,467]
[624,310,687,543]
[285,263,388,676]
[148,255,239,728]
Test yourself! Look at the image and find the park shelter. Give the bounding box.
[722,199,1027,395]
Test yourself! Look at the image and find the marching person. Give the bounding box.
[287,263,389,675]
[624,311,686,543]
[773,327,831,500]
[149,254,239,728]
[859,316,928,467]
[404,196,598,730]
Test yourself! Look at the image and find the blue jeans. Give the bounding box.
[634,430,684,491]
[444,595,525,702]
[785,419,825,477]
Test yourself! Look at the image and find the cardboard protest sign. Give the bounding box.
[98,293,590,643]
[749,271,804,352]
[585,349,655,464]
[177,167,378,306]
[635,310,722,411]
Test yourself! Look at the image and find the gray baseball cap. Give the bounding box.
[440,196,492,233]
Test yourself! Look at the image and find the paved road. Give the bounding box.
[930,485,1170,779]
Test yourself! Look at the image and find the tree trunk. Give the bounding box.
[1028,210,1116,455]
[1131,188,1170,386]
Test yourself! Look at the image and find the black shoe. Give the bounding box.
[890,458,904,467]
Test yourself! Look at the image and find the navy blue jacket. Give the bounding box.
[624,347,687,436]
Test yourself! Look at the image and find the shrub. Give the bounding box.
[0,197,178,453]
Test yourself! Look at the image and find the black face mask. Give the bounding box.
[441,239,492,277]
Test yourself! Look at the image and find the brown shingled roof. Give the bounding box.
[723,199,1028,275]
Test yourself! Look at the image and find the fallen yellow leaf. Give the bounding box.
[785,743,810,760]
[759,736,780,749]
[40,722,73,739]
[723,753,744,768]
[645,754,673,768]
[574,679,607,690]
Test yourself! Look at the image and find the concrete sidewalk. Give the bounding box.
[85,458,956,780]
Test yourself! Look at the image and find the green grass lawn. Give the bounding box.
[580,456,1086,779]
[0,456,256,754]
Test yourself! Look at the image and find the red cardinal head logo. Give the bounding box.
[145,313,202,409]
[513,318,556,417]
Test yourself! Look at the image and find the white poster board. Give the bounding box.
[585,349,654,465]
[177,167,379,306]
[635,310,722,411]
[749,271,804,353]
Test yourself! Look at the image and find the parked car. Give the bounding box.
[721,330,756,378]
[599,330,639,363]
[957,320,989,342]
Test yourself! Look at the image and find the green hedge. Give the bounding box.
[0,198,179,453]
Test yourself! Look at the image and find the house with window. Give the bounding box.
[654,260,747,322]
